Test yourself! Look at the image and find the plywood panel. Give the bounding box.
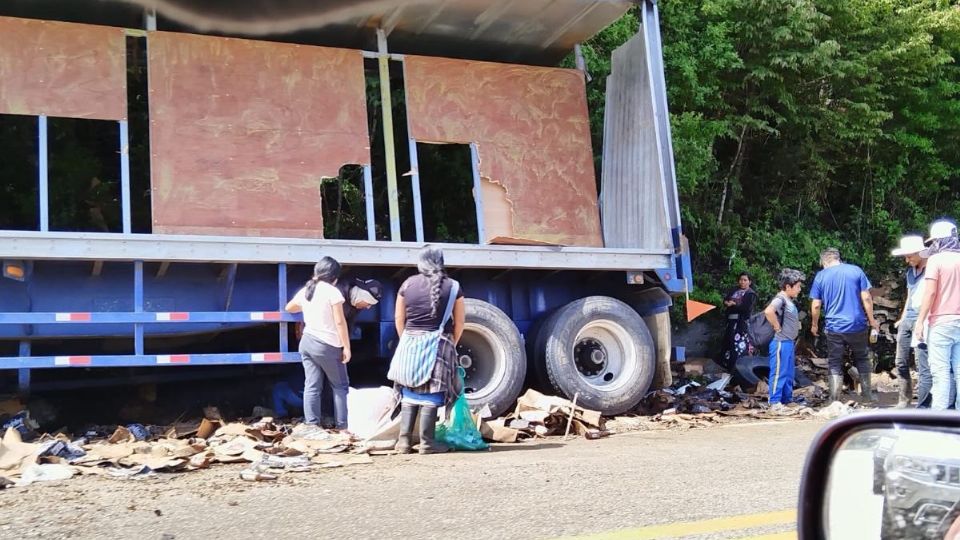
[404,56,602,247]
[148,32,369,238]
[0,17,126,120]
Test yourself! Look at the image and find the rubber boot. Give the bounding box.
[896,377,912,409]
[828,374,844,403]
[859,371,875,403]
[418,406,450,455]
[395,404,419,454]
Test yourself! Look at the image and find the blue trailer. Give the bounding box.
[0,0,689,417]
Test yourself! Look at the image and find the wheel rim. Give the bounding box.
[572,319,637,392]
[457,323,507,402]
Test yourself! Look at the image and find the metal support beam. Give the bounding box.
[407,139,425,242]
[221,263,238,310]
[38,116,49,232]
[134,260,144,355]
[0,232,673,271]
[119,121,132,234]
[144,8,157,31]
[469,143,487,244]
[278,263,289,353]
[18,342,31,394]
[362,164,376,241]
[377,29,402,241]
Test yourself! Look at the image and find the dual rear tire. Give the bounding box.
[459,296,657,417]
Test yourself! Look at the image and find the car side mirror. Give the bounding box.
[799,411,960,539]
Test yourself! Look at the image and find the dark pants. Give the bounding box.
[826,330,871,377]
[896,318,932,407]
[299,334,349,429]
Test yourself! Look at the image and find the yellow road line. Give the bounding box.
[564,509,796,539]
[732,532,796,540]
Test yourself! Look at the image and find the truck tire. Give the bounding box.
[458,299,527,418]
[732,355,813,391]
[527,308,562,391]
[542,296,655,415]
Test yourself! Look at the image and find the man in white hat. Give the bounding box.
[890,235,930,408]
[915,219,960,410]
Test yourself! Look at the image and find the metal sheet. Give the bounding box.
[112,0,632,65]
[148,32,370,238]
[0,231,672,271]
[0,16,126,120]
[599,32,672,251]
[404,55,603,247]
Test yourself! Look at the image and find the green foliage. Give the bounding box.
[583,0,960,303]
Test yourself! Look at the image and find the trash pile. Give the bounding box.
[606,369,843,432]
[0,416,374,488]
[479,389,609,443]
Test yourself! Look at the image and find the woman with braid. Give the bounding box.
[393,246,465,454]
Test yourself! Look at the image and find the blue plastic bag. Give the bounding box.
[435,368,489,451]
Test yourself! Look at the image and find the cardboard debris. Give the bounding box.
[480,419,519,444]
[108,426,134,444]
[0,428,40,476]
[196,419,221,440]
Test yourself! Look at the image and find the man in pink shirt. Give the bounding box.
[916,220,960,410]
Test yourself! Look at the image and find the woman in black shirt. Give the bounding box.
[394,246,465,454]
[718,272,757,370]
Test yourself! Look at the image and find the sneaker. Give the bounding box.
[768,403,792,415]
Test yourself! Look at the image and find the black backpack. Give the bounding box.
[747,297,785,348]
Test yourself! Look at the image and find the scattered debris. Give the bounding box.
[478,389,607,442]
[17,463,77,486]
[816,401,857,420]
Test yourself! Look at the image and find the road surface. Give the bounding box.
[0,418,828,539]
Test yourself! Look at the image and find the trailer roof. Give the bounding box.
[1,0,634,64]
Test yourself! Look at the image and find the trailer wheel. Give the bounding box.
[542,296,655,415]
[458,299,527,418]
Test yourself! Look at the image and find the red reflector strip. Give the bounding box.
[251,353,282,363]
[55,313,92,322]
[157,355,190,364]
[54,356,92,366]
[156,312,190,321]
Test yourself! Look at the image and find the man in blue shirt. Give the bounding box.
[810,247,879,402]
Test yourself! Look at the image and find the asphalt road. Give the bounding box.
[0,418,827,540]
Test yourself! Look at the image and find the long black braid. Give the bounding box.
[417,246,447,317]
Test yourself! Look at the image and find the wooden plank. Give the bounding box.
[0,17,126,120]
[148,33,370,239]
[404,56,602,247]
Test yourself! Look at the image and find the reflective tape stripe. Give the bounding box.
[54,356,92,366]
[250,312,282,321]
[251,353,282,363]
[156,312,190,321]
[55,313,91,322]
[157,355,190,364]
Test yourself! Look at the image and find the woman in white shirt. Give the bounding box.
[285,257,352,429]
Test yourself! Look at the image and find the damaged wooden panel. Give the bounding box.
[600,33,672,251]
[148,32,369,238]
[0,17,126,120]
[404,56,602,247]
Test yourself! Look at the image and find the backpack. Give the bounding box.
[746,296,785,348]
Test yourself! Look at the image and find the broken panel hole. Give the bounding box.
[127,35,152,233]
[47,117,121,232]
[417,143,479,244]
[0,114,39,231]
[321,164,368,240]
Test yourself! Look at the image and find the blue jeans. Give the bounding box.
[299,334,349,428]
[927,321,960,411]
